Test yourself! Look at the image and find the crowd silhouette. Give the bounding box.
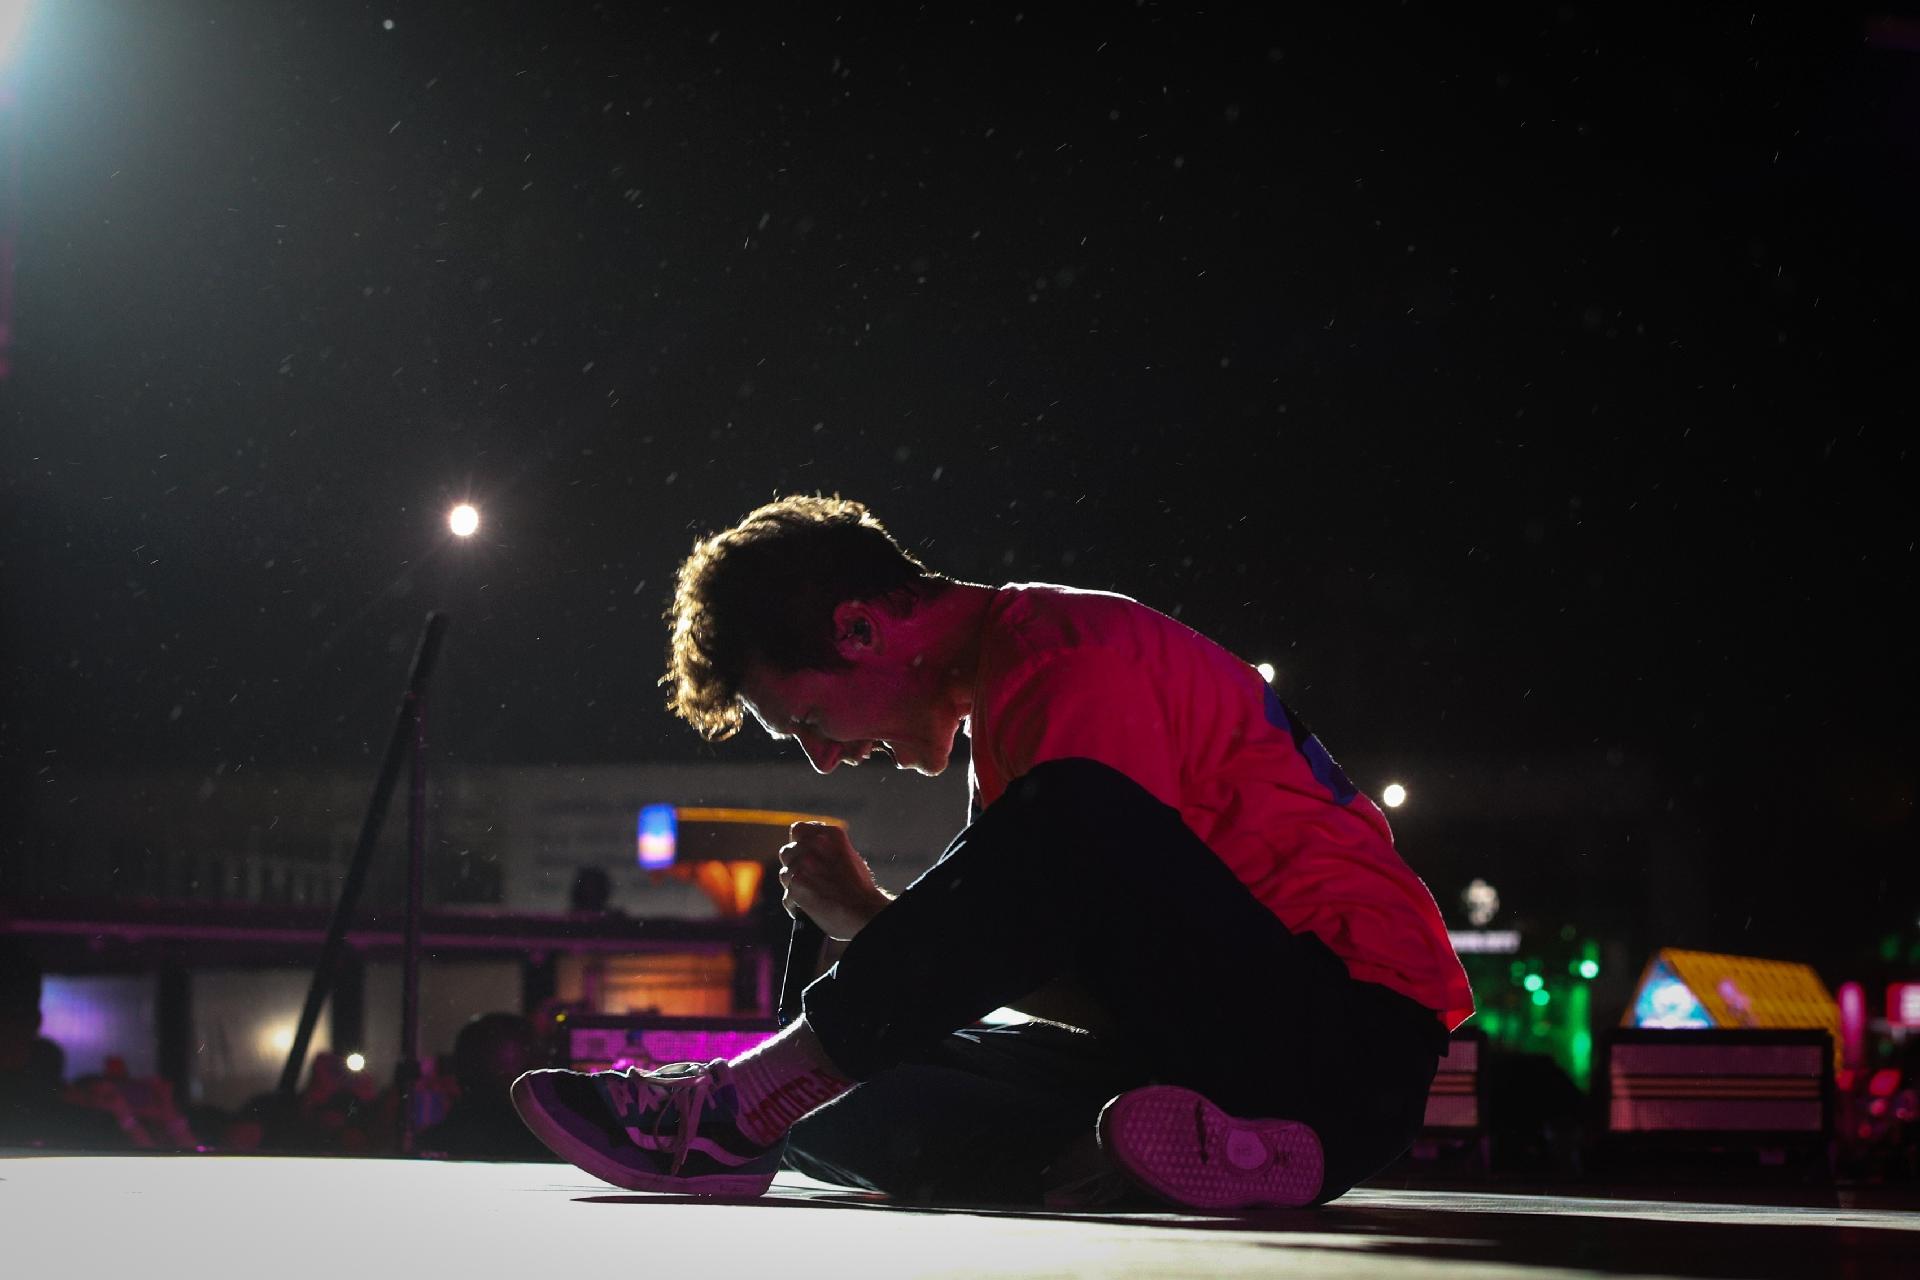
[2,940,558,1160]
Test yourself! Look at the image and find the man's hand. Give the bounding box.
[778,821,892,940]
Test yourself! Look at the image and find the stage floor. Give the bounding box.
[4,1155,1916,1279]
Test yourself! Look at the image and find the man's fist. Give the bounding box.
[777,821,892,940]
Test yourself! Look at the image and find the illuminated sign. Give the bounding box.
[1448,929,1521,954]
[1632,958,1712,1029]
[1891,983,1920,1029]
[1624,949,1840,1066]
[636,804,677,869]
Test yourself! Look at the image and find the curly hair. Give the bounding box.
[663,495,941,740]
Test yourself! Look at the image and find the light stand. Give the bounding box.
[278,611,449,1158]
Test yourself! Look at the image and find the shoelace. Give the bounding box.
[636,1061,720,1176]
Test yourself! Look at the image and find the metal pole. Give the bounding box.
[277,611,448,1101]
[397,681,430,1153]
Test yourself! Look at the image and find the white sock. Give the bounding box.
[727,1018,854,1147]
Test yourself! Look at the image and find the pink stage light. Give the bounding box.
[1838,981,1867,1070]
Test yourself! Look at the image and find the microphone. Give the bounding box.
[777,911,827,1027]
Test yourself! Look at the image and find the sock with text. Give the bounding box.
[727,1018,855,1147]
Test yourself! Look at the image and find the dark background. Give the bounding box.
[1,4,1913,967]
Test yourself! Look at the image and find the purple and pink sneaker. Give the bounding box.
[1097,1086,1324,1210]
[511,1059,780,1197]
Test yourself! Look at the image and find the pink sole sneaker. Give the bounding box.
[1097,1085,1324,1210]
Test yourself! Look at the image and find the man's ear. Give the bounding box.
[830,601,881,659]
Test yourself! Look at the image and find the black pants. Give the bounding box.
[790,758,1445,1205]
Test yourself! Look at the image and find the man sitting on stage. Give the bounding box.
[513,495,1473,1208]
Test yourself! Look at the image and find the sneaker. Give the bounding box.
[510,1059,780,1197]
[1096,1085,1324,1210]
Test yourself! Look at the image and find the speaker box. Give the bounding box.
[1595,1028,1833,1173]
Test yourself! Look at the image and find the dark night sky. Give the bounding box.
[1,4,1914,949]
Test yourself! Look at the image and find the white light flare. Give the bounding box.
[1,2,35,72]
[1381,782,1408,809]
[1255,662,1276,683]
[448,503,480,538]
[345,1052,367,1072]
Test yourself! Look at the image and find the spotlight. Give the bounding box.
[448,503,480,537]
[1381,782,1407,808]
[1,2,35,71]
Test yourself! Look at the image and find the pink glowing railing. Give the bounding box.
[563,1017,780,1073]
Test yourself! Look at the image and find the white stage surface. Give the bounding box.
[4,1155,1916,1279]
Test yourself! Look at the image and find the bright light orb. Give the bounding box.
[345,1052,367,1072]
[1255,662,1276,683]
[1381,782,1408,809]
[1,2,35,71]
[448,503,480,538]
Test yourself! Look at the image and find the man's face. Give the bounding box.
[739,653,964,778]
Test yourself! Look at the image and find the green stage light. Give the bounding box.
[1531,989,1552,1007]
[1523,973,1544,992]
[1577,959,1600,979]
